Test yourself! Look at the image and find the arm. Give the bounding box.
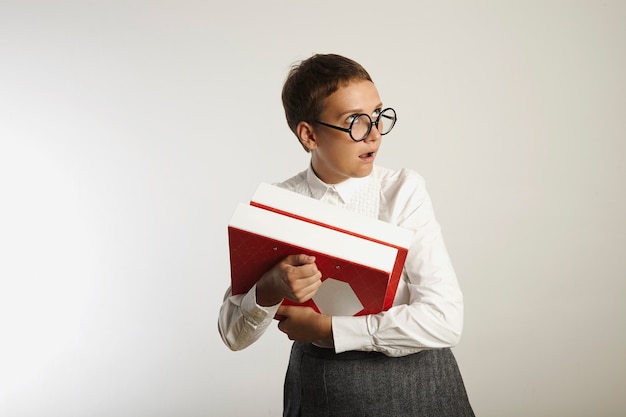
[332,172,464,357]
[218,254,323,351]
[218,284,279,351]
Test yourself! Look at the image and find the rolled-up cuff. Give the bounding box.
[332,315,373,353]
[241,284,281,325]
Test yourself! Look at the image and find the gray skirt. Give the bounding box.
[284,342,474,417]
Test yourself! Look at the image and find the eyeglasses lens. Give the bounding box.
[351,109,397,141]
[351,115,371,141]
[378,108,396,135]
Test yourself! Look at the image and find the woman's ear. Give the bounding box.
[297,121,317,151]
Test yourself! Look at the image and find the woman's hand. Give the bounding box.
[256,254,322,307]
[276,305,333,346]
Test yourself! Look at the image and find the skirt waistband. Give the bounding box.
[298,342,385,360]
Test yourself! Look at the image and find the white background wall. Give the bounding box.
[1,1,624,416]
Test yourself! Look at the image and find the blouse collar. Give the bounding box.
[305,165,371,204]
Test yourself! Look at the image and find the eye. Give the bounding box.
[346,114,360,125]
[372,108,382,118]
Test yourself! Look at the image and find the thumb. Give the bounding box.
[275,305,290,323]
[286,254,316,266]
[277,304,291,318]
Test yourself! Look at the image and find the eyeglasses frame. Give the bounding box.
[313,107,397,142]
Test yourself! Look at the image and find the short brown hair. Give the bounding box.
[281,54,373,151]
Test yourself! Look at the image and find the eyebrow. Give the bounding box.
[337,103,384,117]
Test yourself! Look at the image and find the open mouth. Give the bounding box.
[359,151,376,159]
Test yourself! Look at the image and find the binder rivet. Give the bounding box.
[273,247,278,251]
[335,265,340,270]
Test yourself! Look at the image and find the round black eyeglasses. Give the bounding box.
[314,107,397,142]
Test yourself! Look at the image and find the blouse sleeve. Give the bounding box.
[218,284,281,351]
[332,170,464,357]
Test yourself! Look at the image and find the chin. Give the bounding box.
[352,166,374,178]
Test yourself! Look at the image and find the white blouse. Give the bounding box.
[218,165,464,357]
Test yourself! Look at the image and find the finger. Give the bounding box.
[299,277,323,296]
[299,262,321,277]
[274,313,287,322]
[289,274,322,297]
[277,319,285,331]
[288,263,321,282]
[289,280,323,303]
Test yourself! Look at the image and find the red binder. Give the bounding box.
[228,183,414,316]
